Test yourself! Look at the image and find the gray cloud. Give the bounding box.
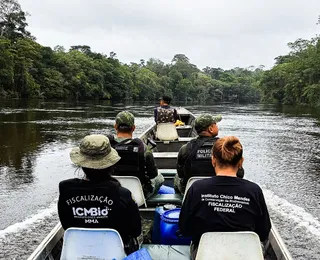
[20,0,320,69]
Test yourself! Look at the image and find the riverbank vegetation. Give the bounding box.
[0,0,320,107]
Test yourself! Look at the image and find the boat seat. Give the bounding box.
[183,176,210,203]
[146,194,183,207]
[153,152,179,158]
[158,169,177,177]
[176,125,192,129]
[195,232,264,260]
[155,137,194,152]
[142,244,190,260]
[176,125,193,137]
[60,228,126,260]
[113,176,147,207]
[155,137,194,144]
[153,152,179,169]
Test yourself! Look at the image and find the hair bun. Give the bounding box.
[223,137,240,149]
[213,136,243,166]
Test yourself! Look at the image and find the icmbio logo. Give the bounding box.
[72,207,109,217]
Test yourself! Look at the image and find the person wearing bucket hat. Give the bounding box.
[154,95,178,124]
[174,114,244,195]
[107,111,164,199]
[58,134,141,254]
[179,136,271,260]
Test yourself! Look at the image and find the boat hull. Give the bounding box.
[27,108,292,260]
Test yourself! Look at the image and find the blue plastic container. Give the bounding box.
[158,185,175,194]
[123,248,152,260]
[160,208,192,245]
[152,204,176,244]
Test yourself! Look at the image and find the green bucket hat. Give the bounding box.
[115,111,135,127]
[195,114,222,133]
[70,135,120,169]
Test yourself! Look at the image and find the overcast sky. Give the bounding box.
[19,0,320,69]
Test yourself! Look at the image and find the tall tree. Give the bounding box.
[172,54,190,63]
[0,0,32,41]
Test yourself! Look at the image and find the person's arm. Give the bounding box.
[57,183,72,230]
[145,150,158,179]
[126,192,142,237]
[179,186,196,236]
[173,108,178,121]
[254,190,272,241]
[154,107,158,122]
[176,144,188,178]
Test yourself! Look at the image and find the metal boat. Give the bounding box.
[28,108,292,260]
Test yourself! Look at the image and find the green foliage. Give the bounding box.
[0,0,266,104]
[0,0,33,41]
[259,36,320,107]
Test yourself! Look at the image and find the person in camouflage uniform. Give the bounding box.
[154,95,178,124]
[175,114,244,194]
[108,111,164,199]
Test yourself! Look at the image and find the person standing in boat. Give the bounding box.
[179,136,271,259]
[175,114,244,194]
[154,95,180,141]
[154,95,178,124]
[58,134,141,254]
[108,111,164,199]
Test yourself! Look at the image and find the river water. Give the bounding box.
[0,100,320,259]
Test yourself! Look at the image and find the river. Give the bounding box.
[0,100,320,259]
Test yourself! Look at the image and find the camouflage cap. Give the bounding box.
[195,114,222,133]
[115,111,135,127]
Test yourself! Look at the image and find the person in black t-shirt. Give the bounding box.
[58,134,141,254]
[179,136,271,259]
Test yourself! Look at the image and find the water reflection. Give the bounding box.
[0,99,156,189]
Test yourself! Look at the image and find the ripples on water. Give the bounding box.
[0,101,320,259]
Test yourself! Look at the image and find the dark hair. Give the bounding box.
[117,124,134,133]
[195,123,215,134]
[212,136,243,167]
[82,166,119,183]
[161,95,172,104]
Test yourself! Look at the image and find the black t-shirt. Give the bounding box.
[179,176,271,245]
[58,178,141,243]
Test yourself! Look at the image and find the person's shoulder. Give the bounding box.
[179,143,188,150]
[132,137,143,143]
[118,186,134,199]
[106,134,116,145]
[188,177,213,193]
[131,137,145,147]
[235,178,263,192]
[199,135,218,140]
[59,178,80,188]
[178,143,188,155]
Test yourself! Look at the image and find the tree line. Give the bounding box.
[259,37,320,107]
[0,0,319,107]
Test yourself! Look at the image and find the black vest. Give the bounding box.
[183,137,219,185]
[109,137,148,186]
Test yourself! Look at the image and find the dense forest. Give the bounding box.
[0,0,320,107]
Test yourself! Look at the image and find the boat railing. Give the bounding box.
[269,221,293,260]
[27,223,64,260]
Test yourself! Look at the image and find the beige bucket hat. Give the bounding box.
[70,135,120,169]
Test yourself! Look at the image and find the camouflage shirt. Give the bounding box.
[154,105,178,123]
